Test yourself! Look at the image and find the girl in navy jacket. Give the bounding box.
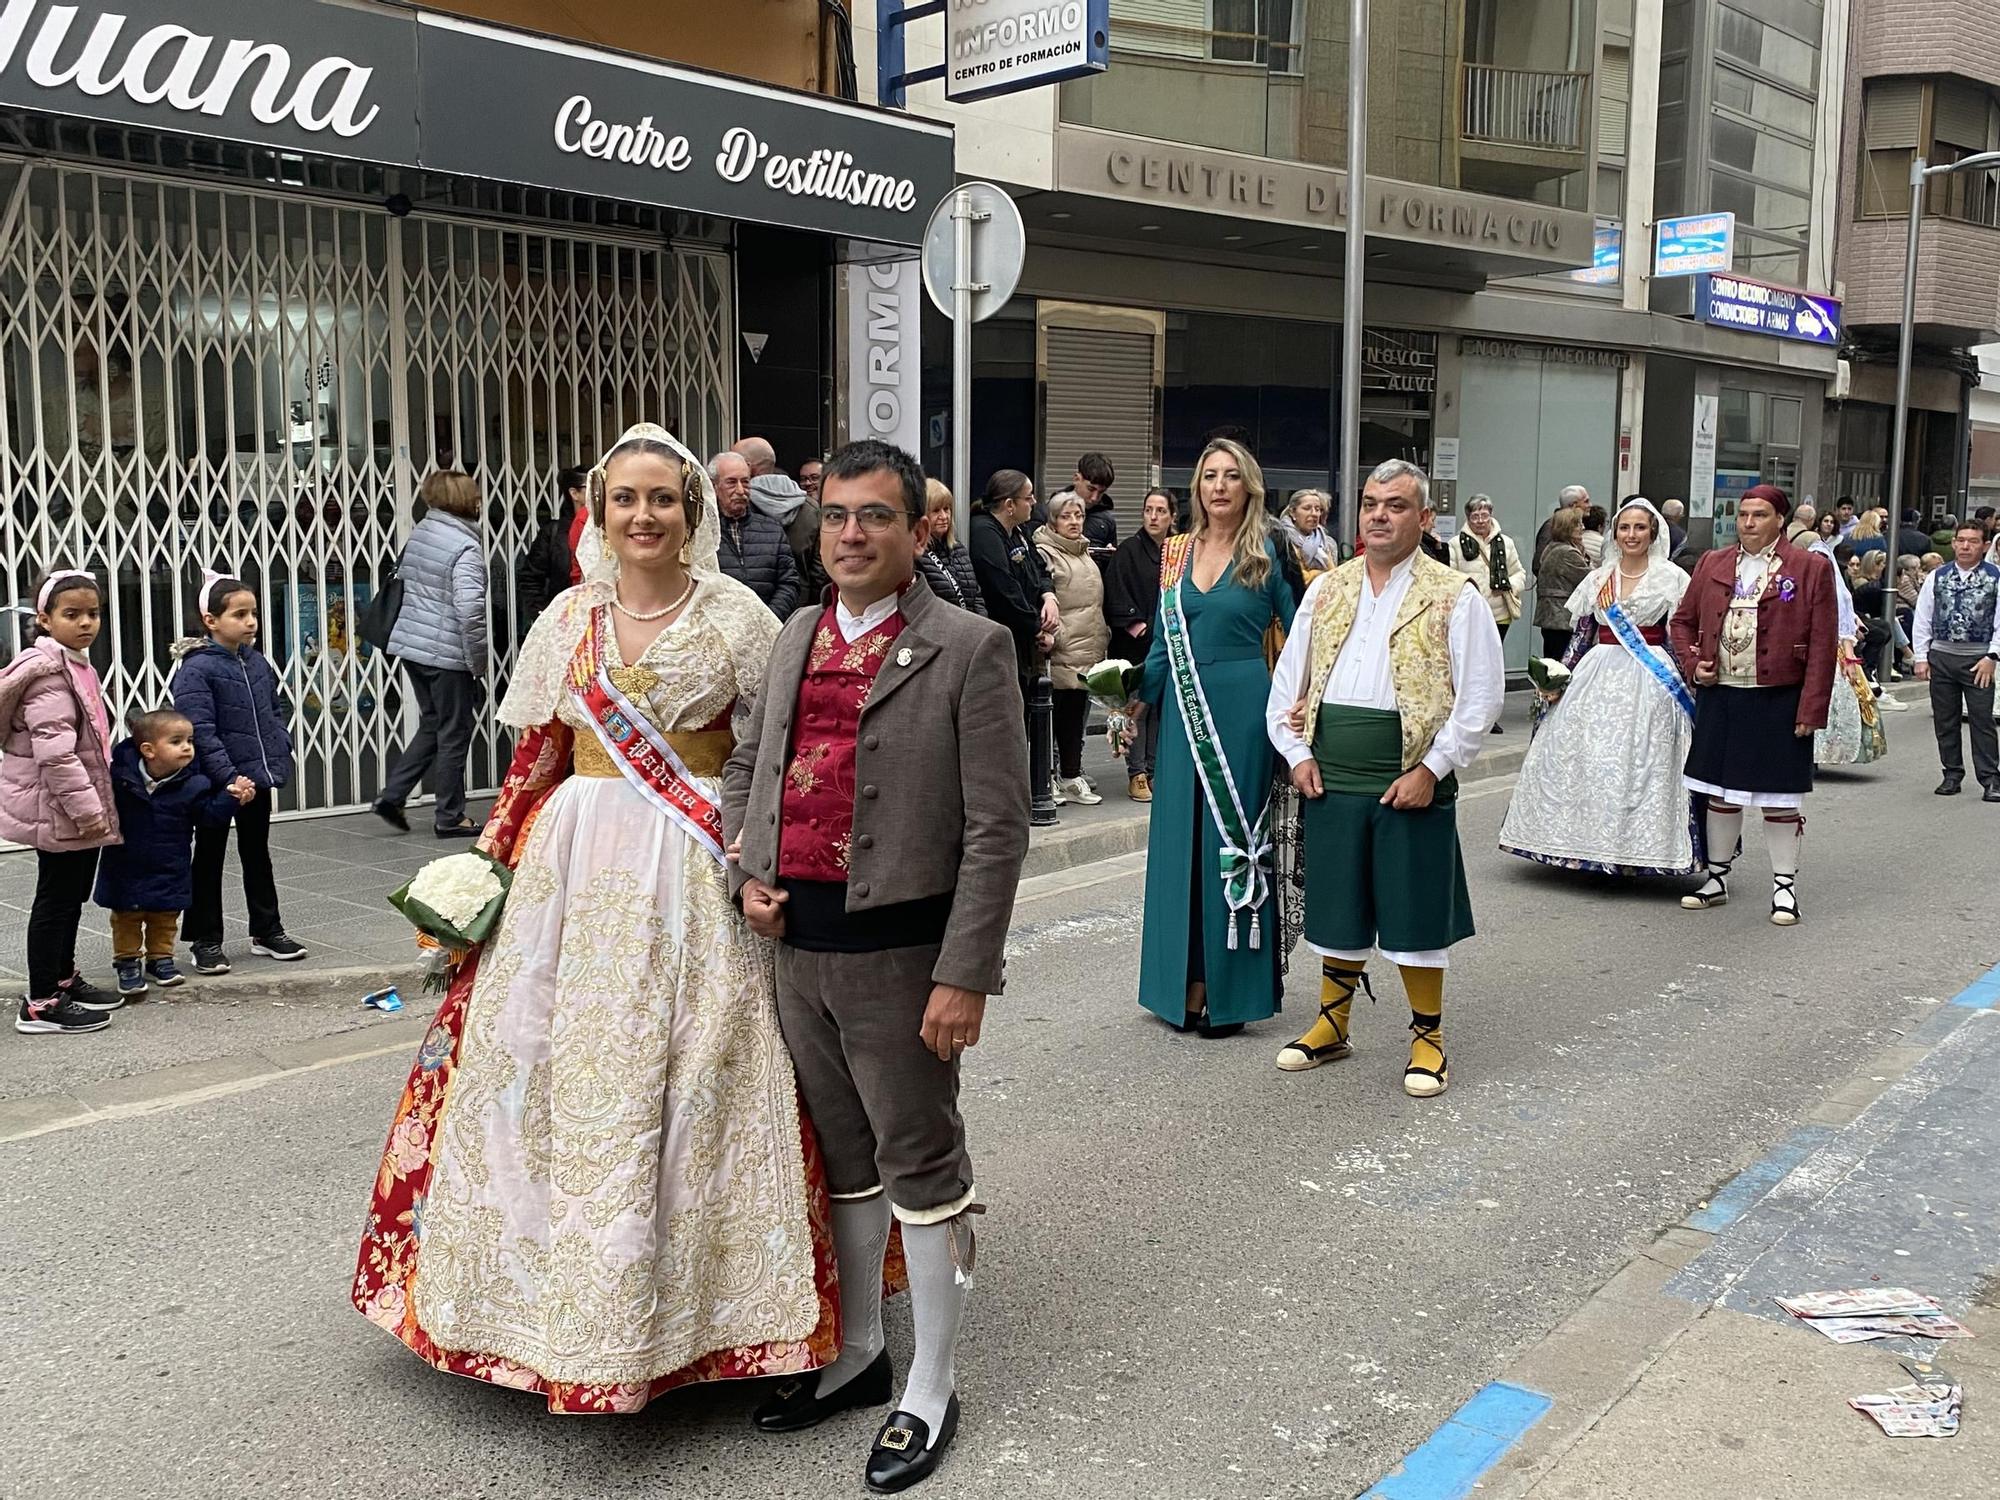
[169,575,307,973]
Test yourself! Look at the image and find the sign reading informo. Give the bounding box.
[1694,272,1842,345]
[947,0,1108,104]
[1653,211,1734,278]
[840,252,923,455]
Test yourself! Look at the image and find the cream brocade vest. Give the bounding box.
[1301,554,1462,771]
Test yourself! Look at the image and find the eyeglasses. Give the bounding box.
[819,505,914,534]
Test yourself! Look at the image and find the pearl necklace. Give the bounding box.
[613,574,696,622]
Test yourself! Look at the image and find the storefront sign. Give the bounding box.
[1693,272,1842,345]
[1689,392,1719,520]
[947,0,1108,103]
[1459,338,1629,369]
[1057,128,1594,273]
[840,251,923,456]
[0,2,953,246]
[1565,221,1622,285]
[1654,212,1734,278]
[0,0,418,160]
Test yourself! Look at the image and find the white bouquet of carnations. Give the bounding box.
[388,849,511,979]
[1083,658,1144,757]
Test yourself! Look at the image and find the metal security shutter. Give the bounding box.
[1863,78,1923,148]
[1040,321,1161,506]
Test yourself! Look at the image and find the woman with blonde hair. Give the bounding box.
[919,477,986,615]
[1038,490,1111,803]
[1135,438,1297,1037]
[355,423,846,1410]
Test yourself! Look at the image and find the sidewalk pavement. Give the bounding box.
[1368,966,2000,1500]
[0,686,1546,992]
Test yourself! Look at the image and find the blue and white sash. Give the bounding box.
[1603,599,1695,721]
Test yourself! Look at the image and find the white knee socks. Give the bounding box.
[1704,803,1743,871]
[896,1218,968,1443]
[816,1194,891,1399]
[1763,813,1801,877]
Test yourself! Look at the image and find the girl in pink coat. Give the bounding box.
[2,570,123,1034]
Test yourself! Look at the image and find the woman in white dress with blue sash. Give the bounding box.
[1499,499,1701,876]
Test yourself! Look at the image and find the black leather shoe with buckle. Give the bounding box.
[865,1395,959,1494]
[750,1349,892,1434]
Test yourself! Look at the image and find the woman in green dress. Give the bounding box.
[1136,439,1299,1036]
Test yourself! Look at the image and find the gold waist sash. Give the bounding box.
[572,727,733,780]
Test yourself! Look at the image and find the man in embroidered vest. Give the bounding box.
[724,439,1029,1493]
[1265,459,1504,1098]
[1913,521,2000,799]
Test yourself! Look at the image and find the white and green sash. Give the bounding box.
[1160,542,1271,950]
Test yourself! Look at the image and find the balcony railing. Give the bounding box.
[1461,63,1588,152]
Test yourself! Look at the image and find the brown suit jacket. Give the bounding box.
[722,575,1030,996]
[1668,539,1839,729]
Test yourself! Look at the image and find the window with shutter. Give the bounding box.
[1110,0,1206,60]
[1040,321,1163,509]
[1598,45,1630,158]
[1861,78,1922,150]
[1934,80,1993,153]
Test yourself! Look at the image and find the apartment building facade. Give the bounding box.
[869,0,1851,671]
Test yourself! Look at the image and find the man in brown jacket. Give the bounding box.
[723,439,1028,1493]
[1668,482,1838,925]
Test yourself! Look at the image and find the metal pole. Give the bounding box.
[1338,0,1369,543]
[1880,155,1923,664]
[951,186,974,546]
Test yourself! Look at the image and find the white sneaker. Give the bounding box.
[1049,779,1067,805]
[1057,775,1102,805]
[1878,694,1909,712]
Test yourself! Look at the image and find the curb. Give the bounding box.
[1360,966,1998,1499]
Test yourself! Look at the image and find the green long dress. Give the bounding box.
[1137,537,1298,1027]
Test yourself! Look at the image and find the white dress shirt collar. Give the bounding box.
[835,591,901,643]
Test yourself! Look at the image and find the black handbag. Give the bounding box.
[358,556,405,652]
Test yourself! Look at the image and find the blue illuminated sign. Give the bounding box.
[1654,212,1734,276]
[1694,272,1842,345]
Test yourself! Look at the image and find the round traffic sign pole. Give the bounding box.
[924,182,1026,545]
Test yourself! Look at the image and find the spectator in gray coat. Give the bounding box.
[375,470,488,838]
[712,451,801,616]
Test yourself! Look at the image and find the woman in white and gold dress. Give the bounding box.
[353,424,849,1411]
[1499,498,1702,877]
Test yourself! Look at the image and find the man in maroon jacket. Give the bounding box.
[1668,483,1838,925]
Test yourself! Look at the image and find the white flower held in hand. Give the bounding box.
[405,851,504,929]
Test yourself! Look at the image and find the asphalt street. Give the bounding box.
[2,719,1992,1500]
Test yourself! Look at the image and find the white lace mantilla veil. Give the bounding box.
[1565,496,1684,621]
[500,422,772,730]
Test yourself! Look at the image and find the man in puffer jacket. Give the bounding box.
[376,470,489,838]
[711,451,802,617]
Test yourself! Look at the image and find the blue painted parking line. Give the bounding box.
[1683,1124,1833,1233]
[1360,1381,1553,1499]
[1949,961,2000,1009]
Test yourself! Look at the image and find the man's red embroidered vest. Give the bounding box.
[778,606,907,881]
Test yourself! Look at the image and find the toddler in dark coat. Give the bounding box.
[94,709,251,997]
